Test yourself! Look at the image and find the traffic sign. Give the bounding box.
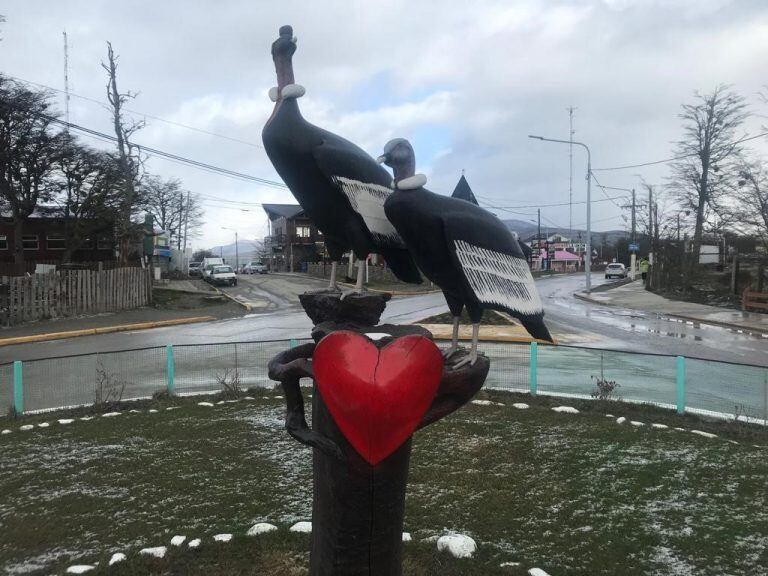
[629,243,640,252]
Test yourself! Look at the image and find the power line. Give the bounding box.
[592,131,768,171]
[32,111,288,189]
[474,193,626,209]
[5,73,267,150]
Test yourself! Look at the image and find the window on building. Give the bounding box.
[47,234,66,250]
[22,235,38,250]
[296,226,311,238]
[0,236,7,250]
[97,236,113,250]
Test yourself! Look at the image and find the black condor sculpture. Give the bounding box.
[262,26,421,290]
[380,139,553,366]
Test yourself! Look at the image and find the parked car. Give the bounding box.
[605,263,627,279]
[243,261,268,274]
[209,265,237,286]
[188,262,203,277]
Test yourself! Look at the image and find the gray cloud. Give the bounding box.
[2,0,766,246]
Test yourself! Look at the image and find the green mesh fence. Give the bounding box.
[3,339,767,425]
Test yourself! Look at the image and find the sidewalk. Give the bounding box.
[575,280,768,335]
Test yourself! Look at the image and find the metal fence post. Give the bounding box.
[676,355,685,415]
[530,342,538,396]
[166,345,175,395]
[290,339,298,349]
[13,360,23,415]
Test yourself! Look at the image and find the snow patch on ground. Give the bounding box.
[691,430,717,439]
[246,523,278,536]
[528,569,552,576]
[139,546,167,558]
[213,533,232,542]
[630,421,645,427]
[102,412,121,418]
[148,409,158,413]
[188,538,201,549]
[290,521,312,533]
[58,419,74,425]
[66,565,96,574]
[170,535,186,546]
[552,406,579,414]
[472,400,503,406]
[500,561,521,567]
[616,417,627,424]
[165,407,179,411]
[651,423,669,429]
[1,429,10,434]
[37,422,50,428]
[605,414,614,418]
[108,553,126,566]
[437,534,476,558]
[402,532,412,542]
[512,403,530,409]
[197,402,214,407]
[79,416,93,421]
[20,425,34,431]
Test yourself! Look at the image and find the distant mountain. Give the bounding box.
[502,219,628,244]
[207,239,263,263]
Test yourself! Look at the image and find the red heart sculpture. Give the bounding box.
[313,332,444,465]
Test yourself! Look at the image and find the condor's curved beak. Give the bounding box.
[376,154,388,164]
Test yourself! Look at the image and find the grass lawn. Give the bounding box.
[0,391,766,575]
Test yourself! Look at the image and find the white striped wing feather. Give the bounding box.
[453,239,543,316]
[331,176,405,248]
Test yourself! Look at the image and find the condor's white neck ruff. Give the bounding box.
[269,84,306,102]
[393,174,427,190]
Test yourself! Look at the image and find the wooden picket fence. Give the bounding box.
[0,267,153,325]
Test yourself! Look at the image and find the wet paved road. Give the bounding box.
[2,273,766,366]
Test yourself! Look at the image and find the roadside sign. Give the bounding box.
[629,243,640,252]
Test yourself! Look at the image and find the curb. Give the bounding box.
[212,285,253,311]
[573,292,768,336]
[0,316,217,347]
[417,324,557,345]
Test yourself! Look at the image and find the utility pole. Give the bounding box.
[568,108,574,233]
[537,208,541,271]
[235,231,239,271]
[63,30,70,128]
[630,188,636,279]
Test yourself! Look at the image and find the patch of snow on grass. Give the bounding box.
[1,429,10,434]
[500,561,521,567]
[244,396,255,400]
[246,523,278,536]
[148,409,158,413]
[472,400,503,406]
[79,416,93,421]
[20,425,34,431]
[691,430,717,439]
[66,565,96,574]
[197,402,214,407]
[512,403,529,409]
[290,521,312,533]
[651,423,669,429]
[630,421,645,427]
[37,422,50,428]
[402,532,412,542]
[528,569,551,576]
[616,417,626,424]
[140,546,167,558]
[552,406,579,414]
[102,412,121,418]
[170,535,186,546]
[213,533,232,542]
[437,534,476,558]
[165,407,179,411]
[58,419,74,425]
[605,414,614,418]
[108,553,126,566]
[188,538,201,548]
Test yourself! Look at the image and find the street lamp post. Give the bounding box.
[222,227,239,271]
[529,135,593,292]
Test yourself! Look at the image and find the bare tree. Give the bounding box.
[102,41,144,263]
[668,85,748,290]
[140,176,204,250]
[732,159,768,251]
[0,76,63,271]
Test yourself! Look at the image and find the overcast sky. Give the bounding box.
[2,0,767,249]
